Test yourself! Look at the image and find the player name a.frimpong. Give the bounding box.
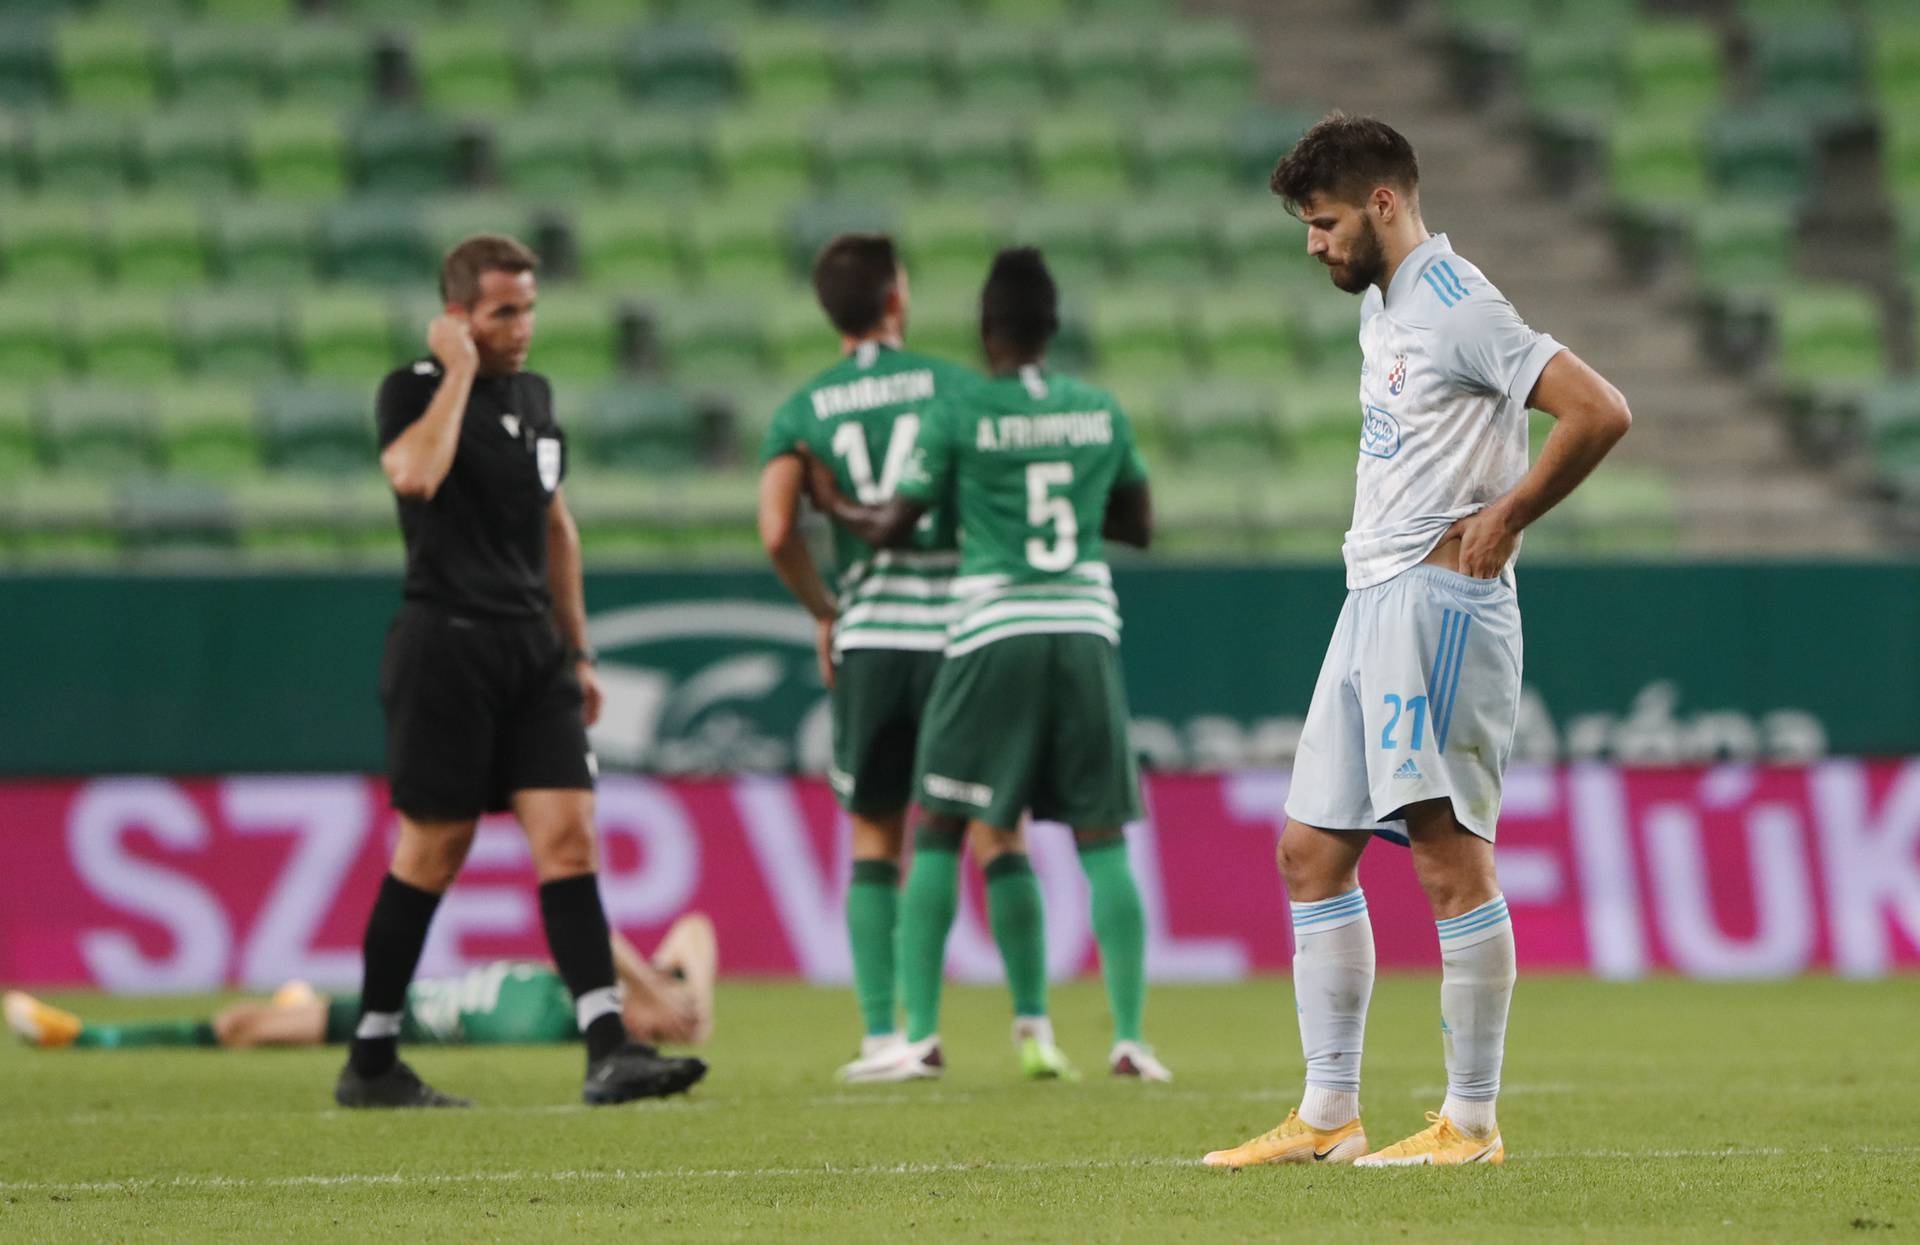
[808,370,937,419]
[975,411,1115,451]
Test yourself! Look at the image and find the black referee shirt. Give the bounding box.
[375,357,569,619]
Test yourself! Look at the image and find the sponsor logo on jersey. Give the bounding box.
[1387,354,1407,396]
[924,772,994,807]
[1361,405,1402,459]
[1393,757,1423,780]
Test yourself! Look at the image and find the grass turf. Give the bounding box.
[1,975,1916,1242]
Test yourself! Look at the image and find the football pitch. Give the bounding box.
[3,975,1916,1243]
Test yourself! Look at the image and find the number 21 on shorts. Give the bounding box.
[1380,693,1427,751]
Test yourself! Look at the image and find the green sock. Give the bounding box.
[1079,837,1147,1044]
[74,1019,218,1049]
[984,853,1048,1019]
[899,823,962,1043]
[846,858,901,1038]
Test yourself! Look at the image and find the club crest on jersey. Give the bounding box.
[536,437,561,491]
[501,413,521,439]
[1361,405,1401,459]
[1387,354,1408,396]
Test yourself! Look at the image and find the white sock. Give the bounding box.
[1289,888,1374,1128]
[1436,894,1515,1139]
[575,985,621,1031]
[1012,1015,1055,1047]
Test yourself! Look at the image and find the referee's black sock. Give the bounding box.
[348,873,443,1078]
[538,873,627,1063]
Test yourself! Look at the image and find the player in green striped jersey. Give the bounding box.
[759,235,1068,1083]
[801,248,1170,1082]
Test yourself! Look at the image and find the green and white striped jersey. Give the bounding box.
[895,364,1148,658]
[760,342,981,653]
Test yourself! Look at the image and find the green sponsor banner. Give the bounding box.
[2,562,1915,775]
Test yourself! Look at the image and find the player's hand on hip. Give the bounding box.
[1444,504,1519,580]
[577,659,604,727]
[428,313,479,372]
[815,616,837,691]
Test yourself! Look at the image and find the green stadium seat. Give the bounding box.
[71,292,179,382]
[410,24,519,113]
[1280,370,1362,465]
[737,22,835,108]
[28,113,129,194]
[1089,288,1189,384]
[213,201,316,285]
[1872,22,1920,117]
[1052,27,1151,108]
[245,111,347,197]
[1211,197,1309,286]
[529,292,620,384]
[895,281,980,367]
[137,112,240,194]
[230,473,352,561]
[277,23,374,108]
[1885,121,1920,199]
[1860,380,1920,494]
[1158,22,1257,109]
[0,391,35,478]
[687,200,791,290]
[1194,287,1298,379]
[38,385,154,474]
[323,200,433,284]
[0,21,54,107]
[818,114,924,197]
[1234,109,1316,189]
[166,25,272,105]
[766,292,837,383]
[1523,27,1622,119]
[1,200,99,286]
[1294,293,1363,373]
[568,382,704,469]
[0,113,23,195]
[1773,284,1886,392]
[982,0,1070,22]
[0,299,73,384]
[524,26,624,109]
[53,21,158,112]
[1688,200,1795,290]
[711,111,813,198]
[5,475,122,564]
[1031,115,1130,197]
[1752,21,1862,120]
[926,113,1025,196]
[600,115,712,196]
[154,384,260,478]
[1901,201,1920,279]
[901,200,1003,289]
[421,198,537,262]
[1708,111,1816,202]
[1166,383,1281,464]
[117,479,240,557]
[1009,202,1112,288]
[104,199,208,286]
[1112,201,1212,284]
[292,290,397,381]
[261,383,372,473]
[1607,113,1707,207]
[787,200,898,277]
[1624,21,1724,111]
[840,25,944,108]
[1135,114,1238,195]
[571,199,685,290]
[201,0,298,18]
[949,28,1051,110]
[629,26,738,106]
[493,113,601,197]
[654,298,769,377]
[352,112,466,194]
[180,290,288,380]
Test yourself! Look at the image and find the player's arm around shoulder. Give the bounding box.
[379,315,480,500]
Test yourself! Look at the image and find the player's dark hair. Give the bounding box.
[980,246,1059,357]
[440,233,539,306]
[1270,112,1420,216]
[811,233,900,336]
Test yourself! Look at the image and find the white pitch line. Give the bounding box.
[7,1146,1920,1196]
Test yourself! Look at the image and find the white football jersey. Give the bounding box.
[1343,233,1564,590]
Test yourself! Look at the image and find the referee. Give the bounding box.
[335,234,707,1108]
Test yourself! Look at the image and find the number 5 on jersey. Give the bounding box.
[1026,461,1075,571]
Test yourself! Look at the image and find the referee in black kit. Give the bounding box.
[335,234,707,1108]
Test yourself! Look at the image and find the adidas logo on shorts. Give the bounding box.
[1393,757,1423,781]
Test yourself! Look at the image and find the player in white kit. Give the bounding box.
[1201,114,1632,1168]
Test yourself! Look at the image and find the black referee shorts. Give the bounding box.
[379,601,594,820]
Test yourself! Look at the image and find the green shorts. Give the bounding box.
[323,962,578,1045]
[831,647,944,817]
[914,632,1141,832]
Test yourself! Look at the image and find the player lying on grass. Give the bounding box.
[6,915,715,1053]
[799,246,1171,1084]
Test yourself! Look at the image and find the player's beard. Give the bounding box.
[1326,216,1386,294]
